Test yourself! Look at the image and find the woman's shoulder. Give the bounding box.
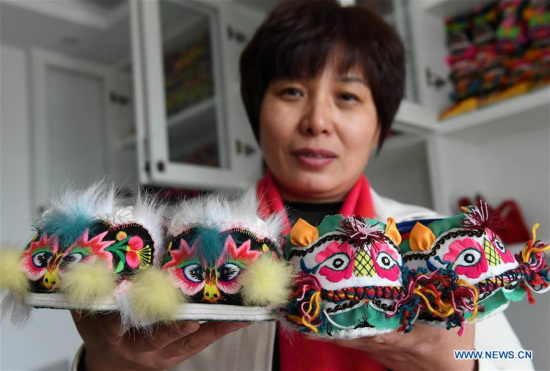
[371,187,442,222]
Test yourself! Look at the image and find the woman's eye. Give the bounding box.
[218,263,241,282]
[339,93,358,102]
[454,248,482,268]
[280,87,303,98]
[375,252,397,270]
[322,253,350,271]
[32,252,52,268]
[183,263,204,283]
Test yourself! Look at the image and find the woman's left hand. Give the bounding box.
[323,324,477,371]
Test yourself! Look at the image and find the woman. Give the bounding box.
[72,1,531,370]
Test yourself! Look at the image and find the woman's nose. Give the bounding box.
[299,98,334,136]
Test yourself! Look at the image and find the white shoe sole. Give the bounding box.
[24,293,277,321]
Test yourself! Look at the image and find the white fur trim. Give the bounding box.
[169,189,285,244]
[1,291,32,327]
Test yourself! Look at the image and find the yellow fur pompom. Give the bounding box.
[128,269,185,323]
[240,253,294,306]
[60,260,116,306]
[0,247,29,296]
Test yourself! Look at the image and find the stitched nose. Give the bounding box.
[354,249,374,277]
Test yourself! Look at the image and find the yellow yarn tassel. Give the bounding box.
[60,260,117,306]
[240,253,294,306]
[414,287,455,318]
[0,247,29,296]
[522,224,550,263]
[301,291,322,333]
[128,269,185,323]
[458,279,479,322]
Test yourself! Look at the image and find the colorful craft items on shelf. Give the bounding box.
[164,31,214,117]
[440,0,550,120]
[1,183,548,339]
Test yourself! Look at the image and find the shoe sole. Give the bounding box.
[24,293,278,321]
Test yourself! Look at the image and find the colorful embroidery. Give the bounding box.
[400,201,550,333]
[163,228,273,304]
[283,215,407,338]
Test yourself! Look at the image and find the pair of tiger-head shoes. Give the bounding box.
[1,182,549,339]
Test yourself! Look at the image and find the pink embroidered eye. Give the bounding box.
[444,238,488,279]
[375,252,397,271]
[32,251,52,268]
[318,252,352,283]
[218,263,241,282]
[453,248,482,268]
[183,263,204,283]
[321,253,351,272]
[370,242,400,281]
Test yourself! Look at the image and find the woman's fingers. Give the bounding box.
[71,310,251,370]
[128,321,201,352]
[162,321,251,360]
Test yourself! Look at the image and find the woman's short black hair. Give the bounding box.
[239,0,405,151]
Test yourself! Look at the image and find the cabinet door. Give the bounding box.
[31,49,112,214]
[131,0,262,191]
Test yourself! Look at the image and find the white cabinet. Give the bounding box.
[130,0,263,190]
[369,1,549,232]
[367,3,550,369]
[391,0,550,236]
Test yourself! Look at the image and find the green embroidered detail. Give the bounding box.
[327,301,400,331]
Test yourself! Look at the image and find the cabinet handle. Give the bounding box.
[425,68,446,90]
[110,91,131,105]
[227,25,247,43]
[235,140,256,157]
[157,161,165,172]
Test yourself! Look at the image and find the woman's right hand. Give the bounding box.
[71,311,250,371]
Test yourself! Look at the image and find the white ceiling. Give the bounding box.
[0,0,131,65]
[0,0,276,67]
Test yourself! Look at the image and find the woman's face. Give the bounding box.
[259,62,380,202]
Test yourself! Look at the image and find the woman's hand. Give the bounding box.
[71,311,250,371]
[324,324,477,371]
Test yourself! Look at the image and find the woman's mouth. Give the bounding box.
[292,148,337,168]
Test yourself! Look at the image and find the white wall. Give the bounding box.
[1,44,82,371]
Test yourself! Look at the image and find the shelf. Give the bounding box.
[394,99,434,134]
[437,87,550,134]
[119,96,216,150]
[167,96,215,128]
[395,87,550,135]
[423,0,494,19]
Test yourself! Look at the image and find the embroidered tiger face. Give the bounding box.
[287,216,403,291]
[21,222,154,292]
[162,227,277,304]
[403,227,518,285]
